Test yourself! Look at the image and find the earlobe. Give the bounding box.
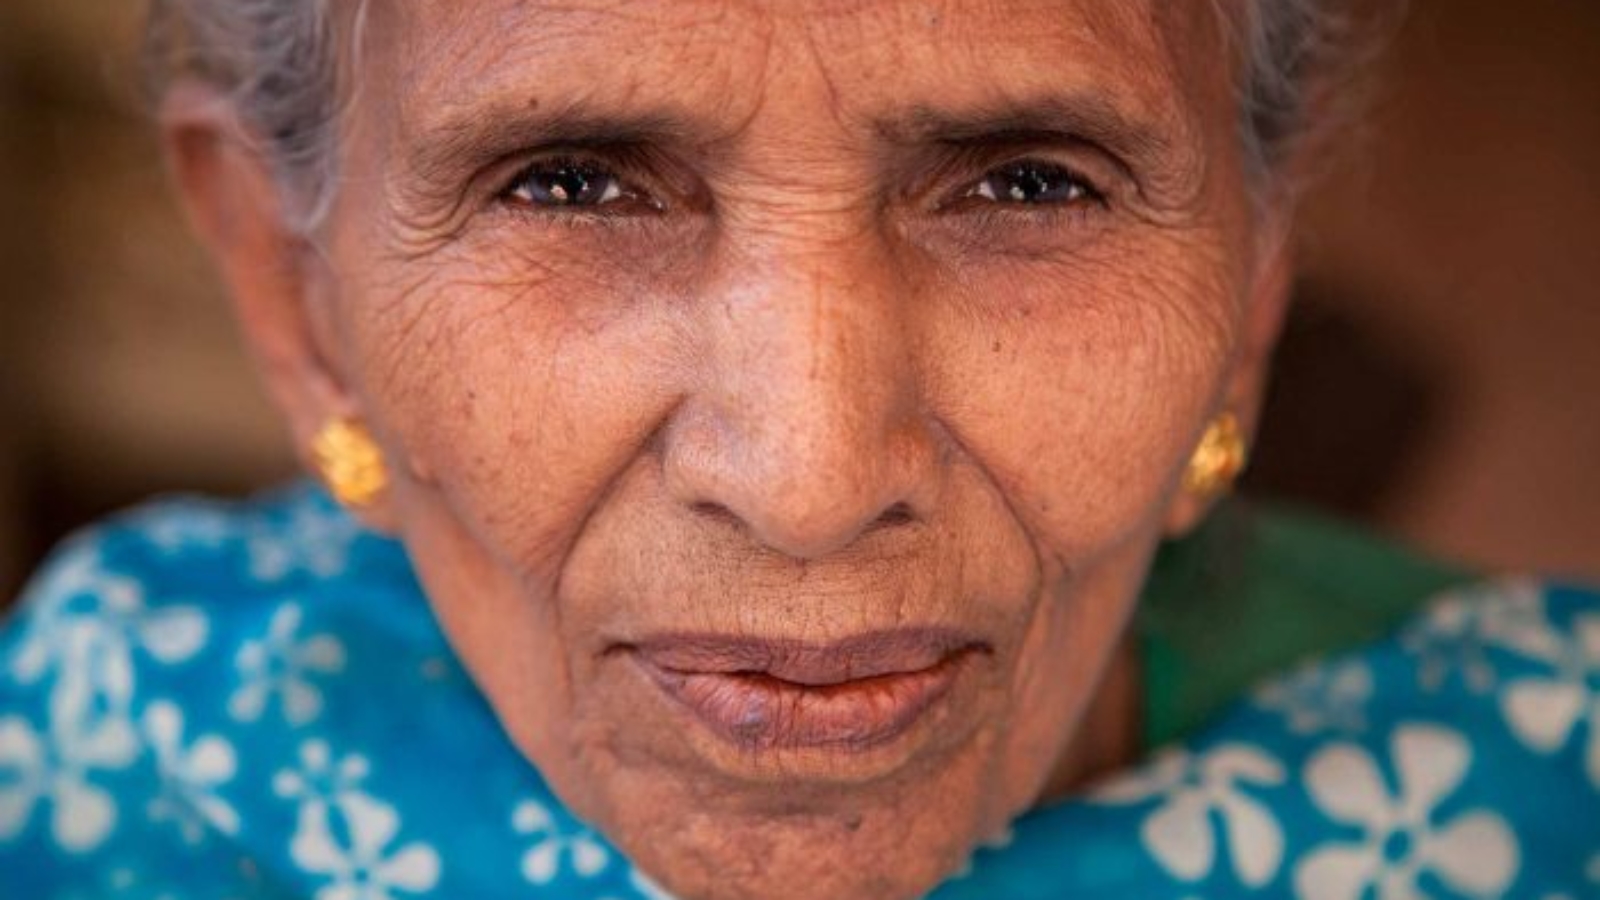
[1161,411,1253,537]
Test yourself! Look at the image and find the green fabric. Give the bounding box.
[1136,500,1473,747]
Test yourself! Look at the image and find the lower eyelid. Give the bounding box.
[929,202,1114,249]
[939,192,1109,218]
[486,199,679,239]
[975,202,1103,224]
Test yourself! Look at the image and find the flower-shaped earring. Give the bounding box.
[310,417,388,508]
[1183,412,1248,498]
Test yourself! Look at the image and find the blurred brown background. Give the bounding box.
[0,1,1596,603]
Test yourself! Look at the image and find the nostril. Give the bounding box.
[872,503,917,529]
[688,498,918,546]
[690,501,743,527]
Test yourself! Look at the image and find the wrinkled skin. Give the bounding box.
[165,1,1291,897]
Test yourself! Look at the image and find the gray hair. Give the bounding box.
[144,0,1386,232]
[145,0,353,230]
[1226,0,1392,186]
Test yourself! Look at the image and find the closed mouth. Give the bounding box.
[621,629,987,752]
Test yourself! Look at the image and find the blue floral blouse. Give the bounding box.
[1,485,1597,898]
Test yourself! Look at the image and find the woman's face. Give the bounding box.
[192,1,1285,896]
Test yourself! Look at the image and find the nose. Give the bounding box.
[664,240,940,560]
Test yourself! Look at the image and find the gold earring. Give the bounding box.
[1183,412,1248,497]
[311,417,388,508]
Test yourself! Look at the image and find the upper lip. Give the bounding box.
[619,628,989,686]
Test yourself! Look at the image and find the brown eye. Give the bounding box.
[503,161,650,210]
[966,161,1102,206]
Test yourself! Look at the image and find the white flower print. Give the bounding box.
[1255,657,1373,735]
[141,701,240,844]
[43,623,141,761]
[513,797,610,885]
[228,603,346,726]
[1498,609,1600,788]
[130,501,240,554]
[291,793,440,900]
[273,740,370,808]
[277,739,439,900]
[0,711,139,852]
[1093,743,1286,887]
[7,544,208,763]
[1402,578,1552,693]
[248,503,361,583]
[11,547,205,690]
[1295,723,1518,900]
[9,547,117,685]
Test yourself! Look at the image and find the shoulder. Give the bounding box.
[951,578,1600,899]
[2,483,427,706]
[0,487,671,899]
[0,484,457,894]
[1232,578,1600,892]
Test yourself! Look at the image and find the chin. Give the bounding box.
[521,648,1070,900]
[580,736,1023,900]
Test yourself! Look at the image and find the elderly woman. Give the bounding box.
[2,1,1597,898]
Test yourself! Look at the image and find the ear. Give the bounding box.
[161,80,396,530]
[1162,212,1294,536]
[1222,212,1295,451]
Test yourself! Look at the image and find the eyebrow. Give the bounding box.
[401,99,711,190]
[399,88,1191,197]
[874,92,1184,175]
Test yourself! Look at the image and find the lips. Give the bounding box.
[624,630,985,752]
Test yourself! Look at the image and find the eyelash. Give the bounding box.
[498,154,661,217]
[493,155,1106,222]
[949,159,1105,211]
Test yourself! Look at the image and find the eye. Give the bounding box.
[964,160,1102,206]
[501,159,654,211]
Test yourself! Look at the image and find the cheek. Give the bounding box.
[342,250,692,582]
[327,252,700,816]
[917,239,1238,805]
[925,233,1239,561]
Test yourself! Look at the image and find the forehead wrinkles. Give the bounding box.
[361,0,1222,120]
[349,0,1233,216]
[765,0,1209,147]
[367,0,775,141]
[1146,1,1241,125]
